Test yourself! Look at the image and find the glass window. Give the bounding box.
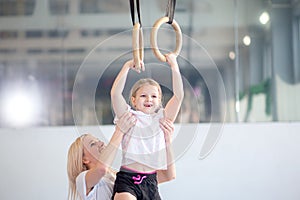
[0,0,299,127]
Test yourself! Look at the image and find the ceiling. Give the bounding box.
[0,0,294,70]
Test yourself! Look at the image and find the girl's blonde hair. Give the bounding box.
[129,78,163,108]
[67,134,87,200]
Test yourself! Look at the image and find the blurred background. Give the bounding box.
[0,0,299,127]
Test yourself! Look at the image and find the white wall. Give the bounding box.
[0,123,300,200]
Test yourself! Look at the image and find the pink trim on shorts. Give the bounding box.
[121,166,156,174]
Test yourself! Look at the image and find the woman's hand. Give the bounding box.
[159,118,174,144]
[116,112,137,133]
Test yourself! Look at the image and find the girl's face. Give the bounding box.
[131,84,161,114]
[82,135,105,166]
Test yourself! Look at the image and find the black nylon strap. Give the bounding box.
[129,0,135,25]
[129,0,142,27]
[165,0,176,24]
[136,0,142,25]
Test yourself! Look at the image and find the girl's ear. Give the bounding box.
[131,96,136,107]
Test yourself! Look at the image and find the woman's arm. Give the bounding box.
[164,53,184,122]
[84,128,124,191]
[157,119,176,184]
[85,112,136,190]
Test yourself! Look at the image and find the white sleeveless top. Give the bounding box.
[114,107,167,169]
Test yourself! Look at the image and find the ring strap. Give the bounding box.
[165,0,176,24]
[129,0,142,27]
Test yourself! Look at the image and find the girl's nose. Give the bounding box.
[146,95,152,101]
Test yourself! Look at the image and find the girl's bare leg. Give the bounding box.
[114,192,137,200]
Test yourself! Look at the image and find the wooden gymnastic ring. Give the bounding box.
[132,23,144,70]
[150,16,182,62]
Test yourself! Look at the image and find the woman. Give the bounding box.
[67,112,176,200]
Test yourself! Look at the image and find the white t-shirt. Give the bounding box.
[116,107,167,169]
[76,171,115,200]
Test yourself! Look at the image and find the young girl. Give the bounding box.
[111,53,184,200]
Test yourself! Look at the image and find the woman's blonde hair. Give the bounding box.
[67,134,87,200]
[129,78,163,108]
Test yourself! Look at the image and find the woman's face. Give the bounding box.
[82,135,105,165]
[131,84,161,114]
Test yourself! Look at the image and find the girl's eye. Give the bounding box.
[152,95,157,98]
[140,94,146,97]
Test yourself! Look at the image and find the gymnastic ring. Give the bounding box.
[150,16,182,62]
[132,22,144,70]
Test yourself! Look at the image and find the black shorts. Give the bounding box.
[112,168,161,200]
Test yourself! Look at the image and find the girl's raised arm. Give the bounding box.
[111,59,142,118]
[111,61,129,118]
[164,53,184,122]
